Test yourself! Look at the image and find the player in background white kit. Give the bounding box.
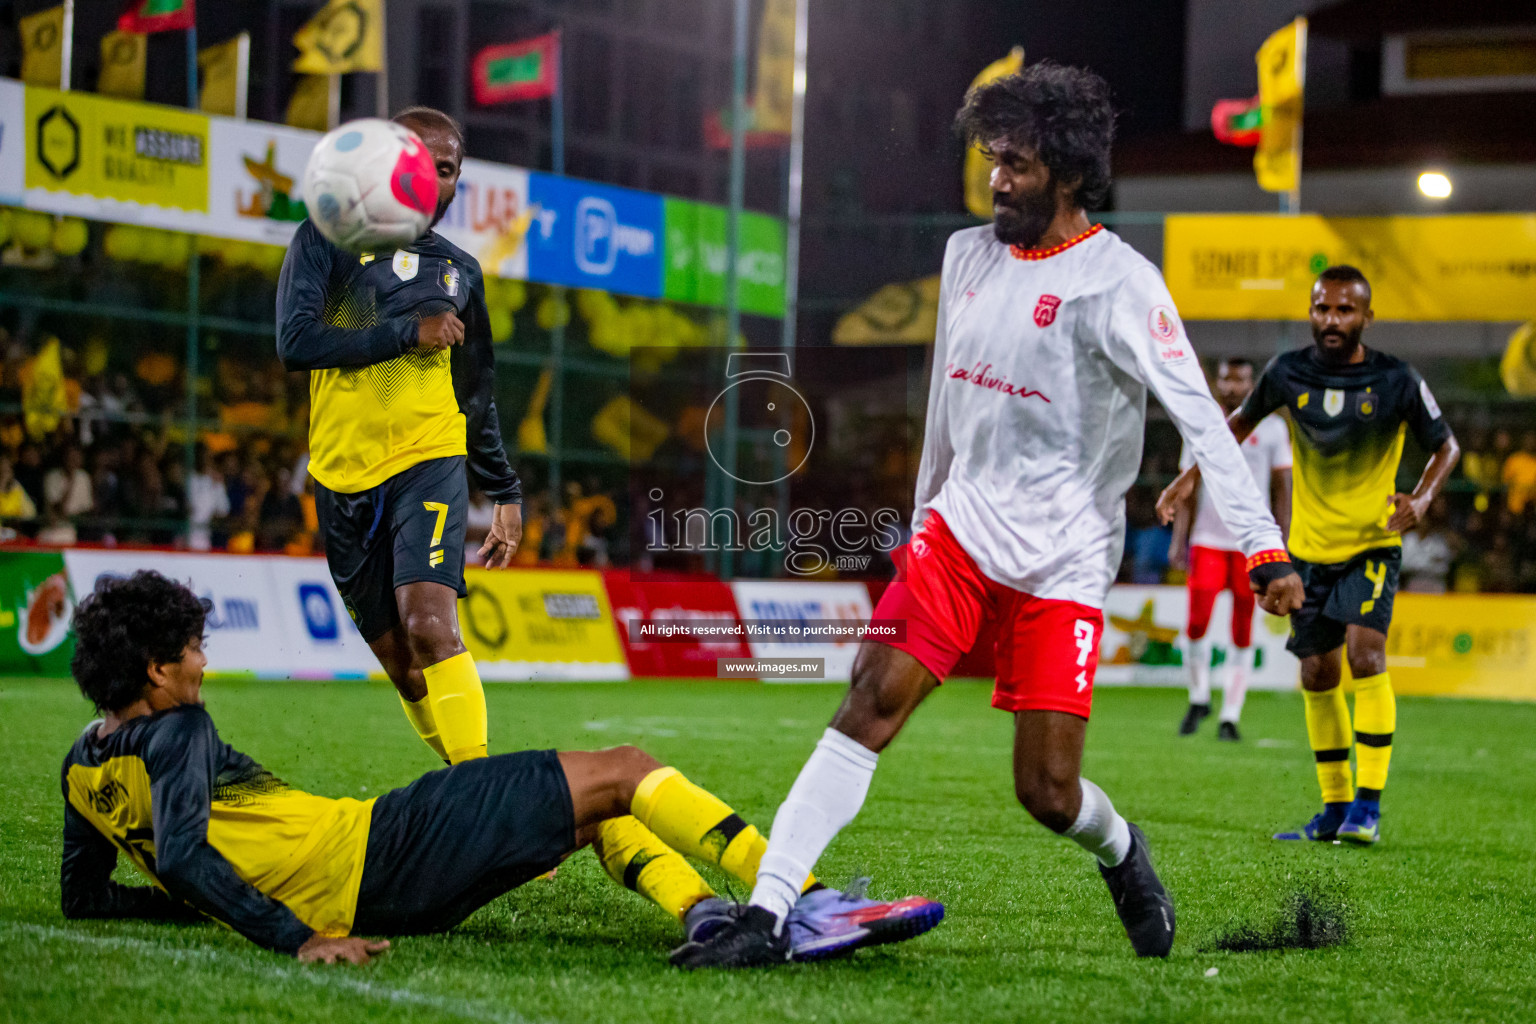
[1168,358,1292,741]
[674,63,1304,970]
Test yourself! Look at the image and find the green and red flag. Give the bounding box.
[472,32,560,105]
[118,0,196,34]
[1211,95,1263,146]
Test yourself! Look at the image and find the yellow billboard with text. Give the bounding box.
[1164,214,1536,322]
[457,568,628,681]
[24,87,209,211]
[1385,594,1536,701]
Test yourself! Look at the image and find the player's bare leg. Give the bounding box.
[1013,709,1174,957]
[369,621,449,761]
[394,580,486,762]
[673,642,946,968]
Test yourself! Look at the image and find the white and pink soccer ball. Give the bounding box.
[302,118,438,252]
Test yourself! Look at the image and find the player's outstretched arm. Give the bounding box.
[275,221,424,372]
[60,802,198,922]
[1156,407,1257,526]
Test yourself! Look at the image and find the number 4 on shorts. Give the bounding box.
[424,501,449,567]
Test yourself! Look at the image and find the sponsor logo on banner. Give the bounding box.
[434,158,533,280]
[661,198,785,316]
[0,552,73,674]
[1095,584,1297,690]
[206,118,319,243]
[298,582,339,641]
[729,580,873,679]
[458,568,628,680]
[604,572,751,677]
[526,172,662,297]
[1386,593,1536,700]
[25,88,209,212]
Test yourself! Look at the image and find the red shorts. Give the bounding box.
[873,511,1102,718]
[1186,545,1255,647]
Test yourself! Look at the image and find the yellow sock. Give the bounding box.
[397,692,448,761]
[1303,686,1354,803]
[422,651,487,763]
[593,815,715,923]
[631,766,817,893]
[1352,672,1395,793]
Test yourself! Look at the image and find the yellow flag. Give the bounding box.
[833,276,941,346]
[200,33,249,116]
[22,336,67,442]
[1254,17,1306,194]
[285,74,332,131]
[98,30,147,100]
[963,47,1025,219]
[293,0,383,74]
[753,0,795,134]
[20,6,65,88]
[1501,322,1536,397]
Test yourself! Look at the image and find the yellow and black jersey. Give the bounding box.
[276,220,521,503]
[60,704,374,954]
[1240,346,1452,565]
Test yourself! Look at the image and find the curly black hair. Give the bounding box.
[70,570,211,713]
[954,61,1116,211]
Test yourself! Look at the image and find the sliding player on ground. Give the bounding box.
[59,571,941,963]
[278,106,518,766]
[1158,266,1459,844]
[1167,357,1291,741]
[676,63,1302,969]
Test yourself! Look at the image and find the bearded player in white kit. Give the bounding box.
[674,62,1305,969]
[1168,358,1292,741]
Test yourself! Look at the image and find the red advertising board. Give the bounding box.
[603,571,752,677]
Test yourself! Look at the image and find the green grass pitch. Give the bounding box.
[2,677,1534,1023]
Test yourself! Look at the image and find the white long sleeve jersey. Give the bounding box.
[913,224,1285,609]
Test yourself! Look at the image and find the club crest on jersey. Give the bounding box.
[392,250,419,281]
[1355,391,1376,420]
[1033,294,1061,328]
[1324,389,1344,417]
[441,266,459,296]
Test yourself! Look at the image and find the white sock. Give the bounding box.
[1187,636,1211,705]
[1064,777,1132,867]
[750,728,879,923]
[1220,648,1251,723]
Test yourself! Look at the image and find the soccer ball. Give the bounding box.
[302,118,438,252]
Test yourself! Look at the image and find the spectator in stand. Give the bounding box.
[465,488,496,565]
[512,493,550,567]
[1502,430,1536,515]
[1400,497,1456,593]
[0,455,37,523]
[1481,531,1519,593]
[187,445,229,551]
[13,442,45,511]
[256,465,303,552]
[43,444,94,519]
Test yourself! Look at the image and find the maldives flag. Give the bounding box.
[472,32,559,105]
[119,0,195,34]
[1210,95,1263,147]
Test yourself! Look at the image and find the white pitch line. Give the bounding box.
[2,921,546,1024]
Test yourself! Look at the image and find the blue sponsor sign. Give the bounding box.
[526,173,663,297]
[298,582,339,641]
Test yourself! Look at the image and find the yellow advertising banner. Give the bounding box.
[1164,214,1536,322]
[457,568,629,680]
[1385,594,1536,701]
[24,89,210,213]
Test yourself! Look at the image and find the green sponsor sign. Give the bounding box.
[663,199,786,318]
[0,552,73,676]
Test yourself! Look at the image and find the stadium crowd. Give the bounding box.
[0,323,1533,593]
